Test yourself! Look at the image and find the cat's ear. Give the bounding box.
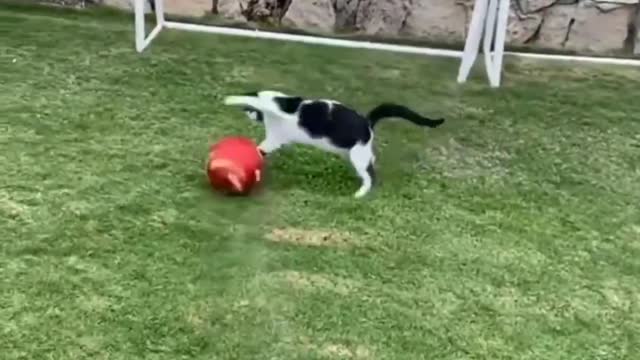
[273,96,303,114]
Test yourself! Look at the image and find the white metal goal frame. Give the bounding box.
[133,0,640,88]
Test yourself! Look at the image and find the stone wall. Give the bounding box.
[46,0,640,55]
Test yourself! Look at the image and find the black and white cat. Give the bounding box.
[223,90,444,198]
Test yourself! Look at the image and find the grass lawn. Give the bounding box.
[1,3,640,360]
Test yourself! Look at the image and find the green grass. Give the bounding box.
[2,3,640,360]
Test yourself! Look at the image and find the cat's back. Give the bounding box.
[297,100,371,149]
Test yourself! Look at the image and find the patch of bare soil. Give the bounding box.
[281,335,375,359]
[293,335,375,358]
[184,301,211,333]
[315,343,374,359]
[275,270,356,295]
[266,227,356,247]
[1,190,34,223]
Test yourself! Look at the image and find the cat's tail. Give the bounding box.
[367,103,445,129]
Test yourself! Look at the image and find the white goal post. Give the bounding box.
[133,0,640,88]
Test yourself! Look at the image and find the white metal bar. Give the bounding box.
[154,0,165,26]
[164,21,463,58]
[457,0,489,83]
[505,51,640,66]
[490,0,511,87]
[141,23,164,52]
[482,0,498,85]
[134,0,146,52]
[134,0,165,53]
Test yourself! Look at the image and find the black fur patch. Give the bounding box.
[298,101,372,149]
[297,101,331,137]
[274,96,304,114]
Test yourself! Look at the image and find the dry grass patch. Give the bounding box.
[621,224,640,249]
[267,227,357,248]
[78,294,112,314]
[304,343,375,360]
[598,279,634,310]
[184,301,209,330]
[430,138,511,179]
[313,343,374,359]
[280,336,375,359]
[267,270,358,295]
[0,190,32,223]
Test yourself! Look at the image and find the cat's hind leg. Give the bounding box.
[349,142,376,198]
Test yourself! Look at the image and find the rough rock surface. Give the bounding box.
[217,0,289,23]
[521,0,557,13]
[216,0,247,21]
[402,0,467,43]
[505,7,543,44]
[354,0,409,36]
[163,0,211,17]
[281,0,336,33]
[537,2,635,53]
[333,0,360,29]
[567,3,635,53]
[103,0,209,16]
[71,0,640,55]
[102,0,150,13]
[102,0,130,9]
[535,3,577,49]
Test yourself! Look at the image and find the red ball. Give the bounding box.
[206,136,264,195]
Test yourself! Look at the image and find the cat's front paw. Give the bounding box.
[222,96,235,105]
